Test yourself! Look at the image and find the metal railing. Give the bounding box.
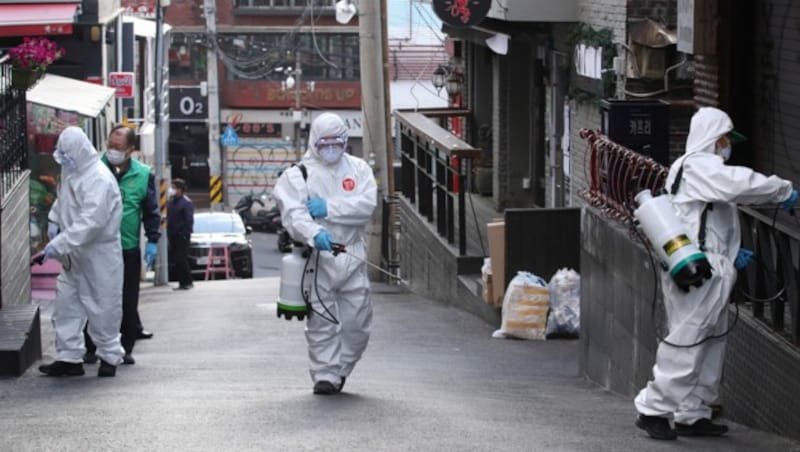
[0,55,28,200]
[580,128,799,347]
[396,110,479,255]
[737,207,800,346]
[578,129,668,225]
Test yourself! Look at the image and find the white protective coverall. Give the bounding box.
[634,107,793,423]
[273,113,378,386]
[47,127,125,365]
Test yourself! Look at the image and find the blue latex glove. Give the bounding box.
[735,248,754,271]
[47,222,59,241]
[781,189,798,212]
[43,244,57,262]
[144,242,158,268]
[307,198,328,219]
[313,230,333,251]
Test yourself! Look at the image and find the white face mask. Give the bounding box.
[106,149,128,166]
[318,145,345,165]
[53,149,77,172]
[167,187,177,197]
[719,145,731,162]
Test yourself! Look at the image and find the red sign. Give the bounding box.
[432,0,491,27]
[108,72,135,98]
[221,81,362,109]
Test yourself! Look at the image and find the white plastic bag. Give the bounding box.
[492,271,549,340]
[545,268,581,337]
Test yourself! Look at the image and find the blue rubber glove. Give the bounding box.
[144,242,158,268]
[735,248,754,271]
[313,230,333,251]
[307,198,328,219]
[47,222,59,241]
[781,189,798,212]
[43,243,57,262]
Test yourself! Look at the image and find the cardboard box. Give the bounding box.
[486,221,505,307]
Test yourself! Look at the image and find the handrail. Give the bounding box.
[396,109,479,255]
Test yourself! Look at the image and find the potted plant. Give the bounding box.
[8,37,65,90]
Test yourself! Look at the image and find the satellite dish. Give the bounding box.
[335,0,357,24]
[486,33,509,55]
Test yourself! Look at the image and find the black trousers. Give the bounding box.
[86,248,142,354]
[170,233,193,288]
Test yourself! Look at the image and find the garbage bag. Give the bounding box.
[545,268,581,338]
[492,271,549,340]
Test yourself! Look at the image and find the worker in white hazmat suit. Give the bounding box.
[634,107,798,439]
[36,127,125,378]
[273,113,377,395]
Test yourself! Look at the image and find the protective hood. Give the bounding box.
[56,126,100,174]
[684,107,733,156]
[307,113,348,162]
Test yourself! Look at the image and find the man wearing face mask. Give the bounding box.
[37,127,124,377]
[634,107,798,439]
[83,124,161,366]
[273,112,377,395]
[166,178,194,290]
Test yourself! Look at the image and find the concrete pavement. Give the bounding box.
[2,278,798,451]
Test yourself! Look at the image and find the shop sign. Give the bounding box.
[108,72,135,98]
[170,87,206,120]
[432,0,491,28]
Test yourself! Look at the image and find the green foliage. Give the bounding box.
[567,23,617,105]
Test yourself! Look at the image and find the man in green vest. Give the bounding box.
[84,124,161,365]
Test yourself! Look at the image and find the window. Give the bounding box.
[218,33,360,81]
[169,34,207,82]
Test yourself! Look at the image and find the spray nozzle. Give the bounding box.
[331,242,346,256]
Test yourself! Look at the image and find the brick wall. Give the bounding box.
[1,172,31,309]
[568,0,627,205]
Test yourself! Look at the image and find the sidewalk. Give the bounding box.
[3,278,799,451]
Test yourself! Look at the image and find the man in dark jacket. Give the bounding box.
[168,178,194,290]
[84,124,161,366]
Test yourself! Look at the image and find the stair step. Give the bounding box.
[0,305,42,377]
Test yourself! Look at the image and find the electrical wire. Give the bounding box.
[309,1,341,72]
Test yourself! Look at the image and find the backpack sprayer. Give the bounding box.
[277,241,405,323]
[633,189,713,292]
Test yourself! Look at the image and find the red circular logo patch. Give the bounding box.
[342,177,356,192]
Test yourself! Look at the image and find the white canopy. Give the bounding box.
[27,74,115,118]
[123,16,172,39]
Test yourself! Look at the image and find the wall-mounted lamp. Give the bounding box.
[431,65,447,94]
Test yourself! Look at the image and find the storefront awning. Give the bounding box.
[0,3,79,38]
[28,74,115,118]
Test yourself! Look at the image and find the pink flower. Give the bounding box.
[9,36,64,72]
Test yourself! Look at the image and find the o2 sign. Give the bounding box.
[169,87,206,120]
[179,96,204,116]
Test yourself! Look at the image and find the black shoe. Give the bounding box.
[122,354,135,365]
[39,361,85,377]
[337,377,346,393]
[137,330,154,340]
[636,414,677,440]
[173,285,193,291]
[675,418,728,437]
[83,352,98,364]
[98,359,116,377]
[313,380,337,395]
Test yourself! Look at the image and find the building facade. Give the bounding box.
[165,0,361,208]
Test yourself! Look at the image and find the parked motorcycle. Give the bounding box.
[234,193,282,233]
